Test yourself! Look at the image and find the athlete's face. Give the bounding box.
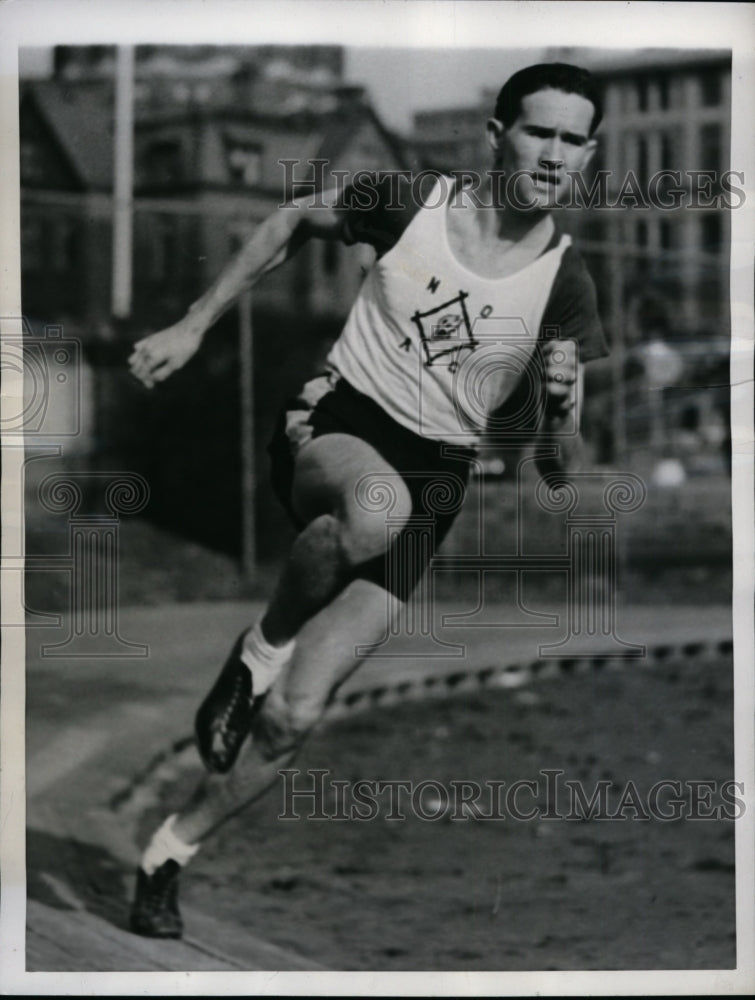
[487,87,597,212]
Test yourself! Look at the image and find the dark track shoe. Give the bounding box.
[129,860,182,939]
[195,631,261,773]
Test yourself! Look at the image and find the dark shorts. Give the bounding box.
[267,372,475,600]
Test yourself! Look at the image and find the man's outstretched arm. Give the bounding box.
[128,194,347,388]
[534,338,586,482]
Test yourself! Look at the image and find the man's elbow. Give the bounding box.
[254,204,313,265]
[271,203,307,242]
[283,191,346,241]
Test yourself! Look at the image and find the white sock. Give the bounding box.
[141,814,199,875]
[240,618,295,695]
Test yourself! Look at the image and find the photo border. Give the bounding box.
[1,1,753,995]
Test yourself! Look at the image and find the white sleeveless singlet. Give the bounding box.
[327,179,571,447]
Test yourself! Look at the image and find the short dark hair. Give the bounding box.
[494,63,603,136]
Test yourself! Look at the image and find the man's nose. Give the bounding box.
[539,138,564,168]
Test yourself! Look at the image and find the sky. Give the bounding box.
[343,47,546,133]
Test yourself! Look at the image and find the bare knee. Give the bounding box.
[339,484,413,566]
[251,686,324,761]
[305,507,409,572]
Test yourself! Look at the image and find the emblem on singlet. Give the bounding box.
[411,290,478,369]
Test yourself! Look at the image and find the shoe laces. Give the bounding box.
[220,673,253,732]
[145,864,178,911]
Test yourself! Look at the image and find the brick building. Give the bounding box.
[18,47,410,557]
[409,49,732,470]
[552,49,733,468]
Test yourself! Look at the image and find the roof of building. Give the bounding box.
[21,81,409,193]
[22,82,115,190]
[314,101,409,172]
[550,47,731,76]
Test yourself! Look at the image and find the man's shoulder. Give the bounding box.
[554,239,594,283]
[548,240,599,307]
[340,171,442,253]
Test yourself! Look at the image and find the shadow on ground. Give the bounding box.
[27,828,132,930]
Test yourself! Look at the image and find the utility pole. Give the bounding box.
[112,46,134,319]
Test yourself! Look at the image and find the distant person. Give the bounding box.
[127,62,609,937]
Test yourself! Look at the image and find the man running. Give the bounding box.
[127,62,608,937]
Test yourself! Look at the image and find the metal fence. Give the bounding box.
[15,193,732,584]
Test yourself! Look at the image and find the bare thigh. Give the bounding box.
[290,432,413,562]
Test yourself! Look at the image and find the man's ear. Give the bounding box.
[486,117,505,153]
[580,137,598,171]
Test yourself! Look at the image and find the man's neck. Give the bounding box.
[471,174,554,246]
[446,181,558,279]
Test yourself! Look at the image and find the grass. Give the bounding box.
[23,460,732,613]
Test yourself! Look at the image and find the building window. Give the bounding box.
[660,131,673,171]
[172,82,191,104]
[133,81,150,106]
[699,123,723,175]
[227,146,262,186]
[194,82,212,103]
[620,83,633,114]
[21,217,44,271]
[637,78,648,112]
[660,219,673,250]
[657,74,670,110]
[700,69,721,107]
[20,138,46,185]
[637,136,648,188]
[701,213,723,251]
[636,219,648,247]
[143,139,183,186]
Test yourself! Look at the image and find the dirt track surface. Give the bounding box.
[145,651,736,971]
[22,602,737,974]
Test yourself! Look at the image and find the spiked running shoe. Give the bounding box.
[130,860,183,938]
[195,630,263,773]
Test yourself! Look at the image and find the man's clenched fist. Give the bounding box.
[128,320,204,389]
[542,338,579,422]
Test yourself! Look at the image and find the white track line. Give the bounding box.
[27,725,113,800]
[27,702,165,800]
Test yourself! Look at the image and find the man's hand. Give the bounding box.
[535,338,584,481]
[128,319,205,389]
[542,338,579,423]
[127,191,351,390]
